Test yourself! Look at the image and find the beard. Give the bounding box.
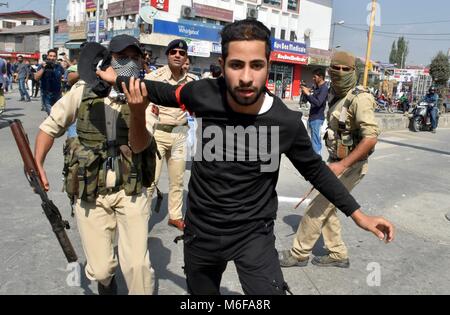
[224,72,266,107]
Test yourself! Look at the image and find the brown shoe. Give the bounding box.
[168,218,185,231]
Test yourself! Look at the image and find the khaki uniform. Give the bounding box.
[145,66,196,221]
[291,86,380,260]
[39,81,156,294]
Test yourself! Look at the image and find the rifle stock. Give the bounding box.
[10,119,78,263]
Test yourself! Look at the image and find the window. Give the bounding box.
[280,29,286,40]
[271,27,276,38]
[263,0,281,9]
[2,21,15,29]
[290,31,297,41]
[288,0,300,12]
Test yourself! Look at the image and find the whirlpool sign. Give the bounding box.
[153,19,221,42]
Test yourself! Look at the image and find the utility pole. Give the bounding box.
[363,0,377,87]
[50,0,55,50]
[95,0,100,42]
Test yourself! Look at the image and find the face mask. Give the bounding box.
[110,57,141,97]
[330,68,357,98]
[111,57,141,78]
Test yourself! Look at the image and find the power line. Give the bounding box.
[344,19,450,26]
[340,25,450,36]
[336,25,450,41]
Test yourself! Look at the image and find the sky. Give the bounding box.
[2,0,450,66]
[332,0,450,66]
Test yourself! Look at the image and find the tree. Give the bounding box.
[396,37,409,68]
[389,41,397,64]
[388,37,409,68]
[429,51,450,113]
[355,58,365,85]
[429,51,450,87]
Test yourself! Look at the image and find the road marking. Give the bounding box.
[278,196,311,205]
[372,153,399,160]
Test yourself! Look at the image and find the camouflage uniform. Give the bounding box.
[290,85,380,261]
[39,81,157,294]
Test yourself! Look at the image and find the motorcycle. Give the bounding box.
[375,98,394,113]
[410,102,437,132]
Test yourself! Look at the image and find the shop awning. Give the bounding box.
[64,40,85,49]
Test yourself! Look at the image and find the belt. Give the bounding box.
[156,123,188,133]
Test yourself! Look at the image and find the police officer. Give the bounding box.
[34,35,157,294]
[145,39,197,231]
[279,51,380,268]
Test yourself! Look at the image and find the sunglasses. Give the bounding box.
[169,49,187,57]
[331,65,353,72]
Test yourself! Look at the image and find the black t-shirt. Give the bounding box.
[118,77,360,234]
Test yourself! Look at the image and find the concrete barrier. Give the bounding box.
[375,113,450,131]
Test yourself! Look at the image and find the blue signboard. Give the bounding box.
[153,19,221,42]
[271,38,307,55]
[88,20,105,33]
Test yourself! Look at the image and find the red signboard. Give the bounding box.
[151,0,169,12]
[193,3,233,22]
[0,51,40,60]
[270,51,308,65]
[86,0,96,12]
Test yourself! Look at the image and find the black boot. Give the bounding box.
[98,276,117,295]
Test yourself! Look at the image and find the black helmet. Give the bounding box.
[429,86,436,93]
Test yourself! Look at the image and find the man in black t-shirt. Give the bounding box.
[97,19,395,295]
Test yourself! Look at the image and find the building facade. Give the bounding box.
[66,0,333,99]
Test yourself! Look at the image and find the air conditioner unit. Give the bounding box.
[181,5,196,19]
[247,7,258,19]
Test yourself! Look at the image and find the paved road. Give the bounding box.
[0,91,449,295]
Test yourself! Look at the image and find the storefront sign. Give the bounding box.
[69,22,87,40]
[153,19,221,42]
[54,33,69,46]
[88,20,105,33]
[211,42,222,54]
[186,39,211,58]
[124,0,140,15]
[151,0,169,12]
[307,47,331,66]
[107,1,124,17]
[0,51,40,60]
[86,0,96,12]
[193,3,233,22]
[271,38,307,55]
[270,51,308,65]
[108,28,140,39]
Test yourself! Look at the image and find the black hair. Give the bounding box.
[220,19,271,62]
[47,49,58,56]
[211,65,222,78]
[313,68,326,79]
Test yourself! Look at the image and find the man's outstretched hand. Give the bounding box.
[96,66,117,85]
[351,209,395,243]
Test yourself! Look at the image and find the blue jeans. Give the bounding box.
[41,92,62,115]
[18,78,30,101]
[430,106,439,130]
[66,122,77,138]
[308,119,324,155]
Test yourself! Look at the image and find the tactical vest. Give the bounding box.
[325,87,375,161]
[62,88,157,203]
